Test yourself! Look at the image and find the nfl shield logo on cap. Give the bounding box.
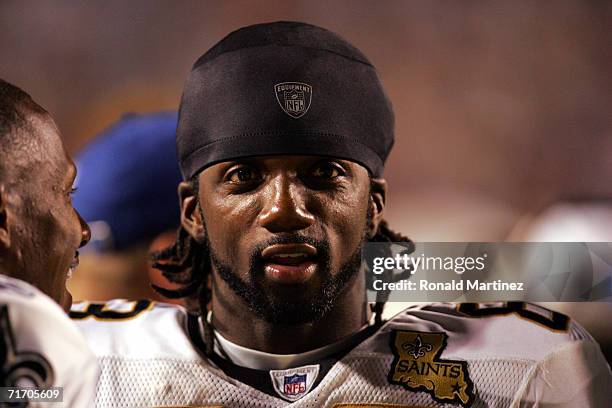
[274,82,312,118]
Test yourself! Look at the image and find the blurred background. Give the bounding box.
[1,0,610,238]
[1,0,610,358]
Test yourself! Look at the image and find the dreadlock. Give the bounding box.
[151,177,414,354]
[367,218,415,326]
[150,176,210,309]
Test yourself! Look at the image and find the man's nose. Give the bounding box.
[257,176,314,233]
[77,211,91,248]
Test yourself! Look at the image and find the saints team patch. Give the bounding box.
[388,331,474,407]
[269,364,319,401]
[274,82,312,118]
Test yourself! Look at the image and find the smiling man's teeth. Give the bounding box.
[67,267,75,279]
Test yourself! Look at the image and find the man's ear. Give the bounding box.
[368,178,387,238]
[178,181,206,243]
[0,185,10,248]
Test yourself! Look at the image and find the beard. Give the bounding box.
[207,218,369,325]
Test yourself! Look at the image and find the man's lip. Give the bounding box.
[264,262,317,284]
[70,251,80,269]
[261,243,317,260]
[261,244,318,284]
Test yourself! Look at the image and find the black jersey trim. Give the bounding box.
[186,313,381,400]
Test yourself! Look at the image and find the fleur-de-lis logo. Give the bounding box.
[390,331,474,406]
[1,305,54,390]
[401,335,433,359]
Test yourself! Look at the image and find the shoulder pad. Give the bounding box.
[71,299,199,360]
[379,302,593,361]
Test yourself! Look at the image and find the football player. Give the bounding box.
[73,22,612,407]
[0,78,97,406]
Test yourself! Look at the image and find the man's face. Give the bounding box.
[6,115,90,310]
[191,155,377,324]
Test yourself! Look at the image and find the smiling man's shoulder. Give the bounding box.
[1,275,98,407]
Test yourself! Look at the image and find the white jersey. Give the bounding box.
[72,299,612,408]
[0,275,98,407]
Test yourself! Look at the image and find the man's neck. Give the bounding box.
[210,274,369,354]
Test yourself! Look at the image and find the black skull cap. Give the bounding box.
[177,21,394,179]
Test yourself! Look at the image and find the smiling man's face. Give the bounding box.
[2,114,91,311]
[186,155,380,324]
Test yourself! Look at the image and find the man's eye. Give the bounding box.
[69,187,78,196]
[311,163,342,179]
[227,167,260,183]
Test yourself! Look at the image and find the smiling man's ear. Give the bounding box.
[178,181,206,243]
[0,185,11,249]
[367,178,387,239]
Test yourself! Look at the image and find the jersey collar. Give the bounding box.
[205,311,372,370]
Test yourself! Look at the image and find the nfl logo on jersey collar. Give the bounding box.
[269,364,319,401]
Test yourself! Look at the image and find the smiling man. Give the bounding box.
[0,80,90,311]
[0,78,97,406]
[73,22,611,407]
